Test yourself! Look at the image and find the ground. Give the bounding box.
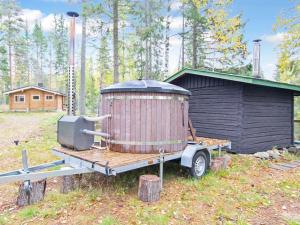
[0,112,299,225]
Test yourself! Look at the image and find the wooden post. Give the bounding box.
[16,179,47,206]
[138,175,160,202]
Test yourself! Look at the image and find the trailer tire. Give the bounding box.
[189,151,208,178]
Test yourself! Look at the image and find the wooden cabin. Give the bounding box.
[4,86,65,112]
[166,68,300,154]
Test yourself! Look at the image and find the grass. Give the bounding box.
[1,112,300,224]
[287,219,300,225]
[18,206,39,219]
[100,215,120,225]
[0,215,8,225]
[1,112,62,160]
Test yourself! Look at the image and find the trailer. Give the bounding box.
[0,138,231,186]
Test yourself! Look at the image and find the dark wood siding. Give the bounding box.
[240,85,293,153]
[171,73,294,153]
[172,75,243,150]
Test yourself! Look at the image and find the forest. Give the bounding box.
[0,0,299,114]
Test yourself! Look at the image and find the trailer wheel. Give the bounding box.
[189,151,207,178]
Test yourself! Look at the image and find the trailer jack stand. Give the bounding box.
[159,148,164,191]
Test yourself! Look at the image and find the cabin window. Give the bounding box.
[45,95,54,101]
[14,95,25,103]
[32,95,40,101]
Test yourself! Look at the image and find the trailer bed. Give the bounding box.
[53,146,181,169]
[0,137,231,184]
[52,137,231,176]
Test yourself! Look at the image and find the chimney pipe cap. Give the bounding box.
[67,11,79,17]
[253,39,262,43]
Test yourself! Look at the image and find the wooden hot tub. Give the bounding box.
[101,80,191,154]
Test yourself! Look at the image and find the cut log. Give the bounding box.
[138,175,160,202]
[60,175,81,193]
[211,155,232,172]
[16,179,46,206]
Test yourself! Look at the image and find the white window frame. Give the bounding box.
[14,95,25,103]
[32,95,40,101]
[45,95,54,101]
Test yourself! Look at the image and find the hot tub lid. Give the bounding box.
[101,80,191,95]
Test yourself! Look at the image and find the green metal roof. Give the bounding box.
[165,68,300,94]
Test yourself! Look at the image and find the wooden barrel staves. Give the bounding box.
[138,175,161,202]
[101,80,191,154]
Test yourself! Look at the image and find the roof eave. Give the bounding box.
[165,68,300,93]
[4,86,65,96]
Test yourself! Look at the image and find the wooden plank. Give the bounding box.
[53,146,174,168]
[188,118,196,141]
[125,92,131,153]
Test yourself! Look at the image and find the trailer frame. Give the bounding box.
[0,140,231,185]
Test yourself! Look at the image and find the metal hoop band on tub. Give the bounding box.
[107,139,187,146]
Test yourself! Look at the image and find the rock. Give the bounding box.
[267,149,280,159]
[288,146,300,155]
[254,151,269,159]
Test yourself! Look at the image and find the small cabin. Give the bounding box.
[166,68,300,154]
[4,86,65,112]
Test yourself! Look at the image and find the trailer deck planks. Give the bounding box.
[52,136,231,176]
[0,137,231,184]
[53,146,178,168]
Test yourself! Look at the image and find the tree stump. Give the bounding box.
[211,155,232,172]
[16,179,47,206]
[138,175,161,202]
[60,175,81,193]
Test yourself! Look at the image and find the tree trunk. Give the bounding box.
[192,21,197,69]
[49,47,52,89]
[181,5,185,68]
[80,10,87,115]
[113,0,119,83]
[138,175,161,202]
[144,0,150,79]
[8,43,13,89]
[16,180,47,206]
[164,0,171,76]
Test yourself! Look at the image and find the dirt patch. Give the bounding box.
[0,113,55,150]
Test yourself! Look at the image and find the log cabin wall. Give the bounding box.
[171,74,294,153]
[172,74,243,151]
[240,85,293,153]
[9,88,64,111]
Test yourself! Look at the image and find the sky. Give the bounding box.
[19,0,292,80]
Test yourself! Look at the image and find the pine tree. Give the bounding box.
[130,0,164,80]
[32,22,47,85]
[0,0,25,89]
[51,14,68,92]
